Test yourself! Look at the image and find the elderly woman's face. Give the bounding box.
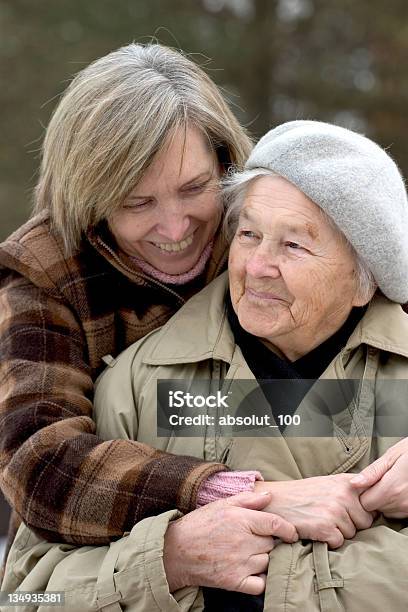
[109,126,221,274]
[229,176,364,358]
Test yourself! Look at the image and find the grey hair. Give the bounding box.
[223,168,377,304]
[34,43,253,253]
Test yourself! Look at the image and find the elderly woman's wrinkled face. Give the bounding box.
[109,126,221,275]
[229,176,365,359]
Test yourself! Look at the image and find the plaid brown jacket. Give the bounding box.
[0,212,228,549]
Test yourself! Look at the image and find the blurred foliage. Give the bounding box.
[1,0,408,240]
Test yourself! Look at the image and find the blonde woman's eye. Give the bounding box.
[123,199,153,210]
[183,182,207,194]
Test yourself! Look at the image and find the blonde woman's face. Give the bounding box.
[108,126,222,275]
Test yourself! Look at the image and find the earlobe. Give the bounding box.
[352,295,369,308]
[352,286,376,308]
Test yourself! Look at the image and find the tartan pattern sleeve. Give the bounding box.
[0,268,227,545]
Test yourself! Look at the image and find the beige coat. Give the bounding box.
[3,272,408,611]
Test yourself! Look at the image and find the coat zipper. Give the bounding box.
[95,236,185,306]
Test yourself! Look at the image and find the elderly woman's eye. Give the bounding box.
[238,229,258,240]
[286,241,303,250]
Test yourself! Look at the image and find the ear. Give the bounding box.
[351,284,377,308]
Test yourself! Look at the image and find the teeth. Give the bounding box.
[154,233,194,252]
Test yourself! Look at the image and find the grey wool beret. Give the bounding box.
[245,120,408,303]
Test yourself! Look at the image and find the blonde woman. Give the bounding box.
[0,43,255,560]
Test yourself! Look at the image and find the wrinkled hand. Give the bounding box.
[351,438,408,518]
[163,491,298,595]
[254,474,374,549]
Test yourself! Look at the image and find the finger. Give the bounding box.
[359,480,390,512]
[248,553,270,576]
[223,491,272,512]
[249,511,298,542]
[325,527,344,549]
[350,454,394,488]
[347,500,376,528]
[242,533,276,555]
[381,509,408,519]
[238,573,267,596]
[334,512,356,540]
[245,535,285,556]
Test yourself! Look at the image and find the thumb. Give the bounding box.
[222,490,272,511]
[350,454,393,488]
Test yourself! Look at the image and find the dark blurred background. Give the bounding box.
[2,0,408,242]
[1,0,408,546]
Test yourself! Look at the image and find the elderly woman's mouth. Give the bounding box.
[246,287,286,302]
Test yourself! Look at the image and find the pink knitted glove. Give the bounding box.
[196,470,264,507]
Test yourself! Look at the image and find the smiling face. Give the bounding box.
[108,125,222,275]
[228,175,366,360]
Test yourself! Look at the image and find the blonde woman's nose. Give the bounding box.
[156,209,190,242]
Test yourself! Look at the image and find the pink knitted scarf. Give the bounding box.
[130,241,214,285]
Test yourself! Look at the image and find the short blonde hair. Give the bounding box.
[34,43,253,253]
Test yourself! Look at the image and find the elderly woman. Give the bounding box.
[0,42,254,561]
[3,121,408,612]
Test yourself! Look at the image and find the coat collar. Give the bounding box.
[86,221,228,293]
[344,293,408,358]
[142,272,234,365]
[143,275,408,366]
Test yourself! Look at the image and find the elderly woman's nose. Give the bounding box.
[245,249,281,279]
[156,208,190,242]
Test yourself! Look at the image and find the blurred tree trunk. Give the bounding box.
[241,0,279,136]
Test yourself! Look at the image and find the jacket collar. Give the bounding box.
[86,221,228,297]
[344,293,408,358]
[143,272,234,365]
[143,276,408,366]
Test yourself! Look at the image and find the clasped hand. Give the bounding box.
[254,473,374,549]
[350,437,408,518]
[163,439,408,596]
[163,491,298,595]
[254,437,408,550]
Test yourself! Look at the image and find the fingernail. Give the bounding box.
[350,475,365,484]
[260,491,271,495]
